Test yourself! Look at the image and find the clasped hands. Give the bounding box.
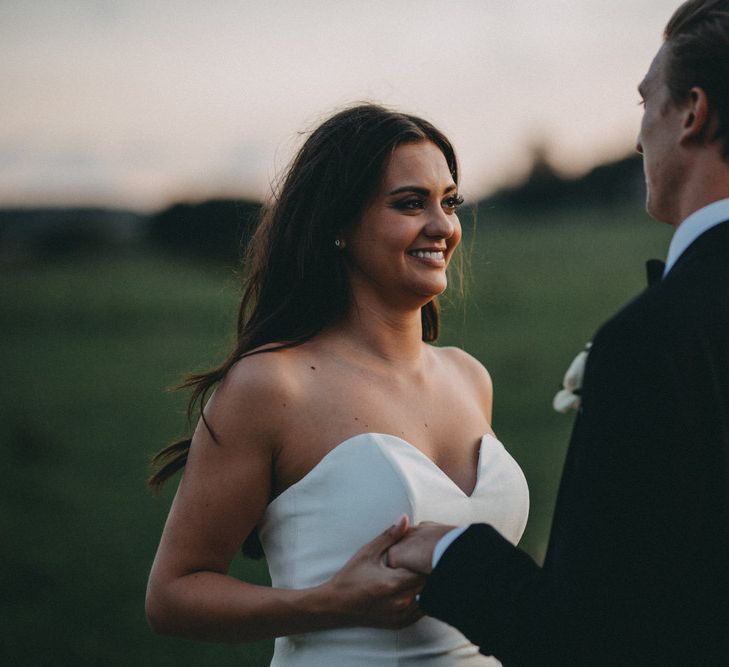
[384,515,455,575]
[326,516,454,630]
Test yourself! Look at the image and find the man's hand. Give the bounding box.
[386,522,456,575]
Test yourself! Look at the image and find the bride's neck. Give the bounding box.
[330,301,426,366]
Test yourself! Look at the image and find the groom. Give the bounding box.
[387,1,729,664]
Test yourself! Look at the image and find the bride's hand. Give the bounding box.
[322,515,426,629]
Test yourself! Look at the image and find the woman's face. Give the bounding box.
[345,140,462,307]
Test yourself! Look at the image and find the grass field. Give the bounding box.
[1,204,672,664]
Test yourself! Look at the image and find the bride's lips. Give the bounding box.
[406,248,447,267]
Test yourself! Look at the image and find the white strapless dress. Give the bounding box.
[258,432,529,666]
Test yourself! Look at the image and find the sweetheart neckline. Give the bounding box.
[269,432,497,507]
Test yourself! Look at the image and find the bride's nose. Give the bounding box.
[424,207,456,239]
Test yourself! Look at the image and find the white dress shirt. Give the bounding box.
[664,198,729,276]
[431,198,729,571]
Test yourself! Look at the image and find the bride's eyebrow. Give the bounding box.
[388,184,457,196]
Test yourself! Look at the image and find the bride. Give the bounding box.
[145,104,529,665]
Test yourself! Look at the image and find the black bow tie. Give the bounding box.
[646,259,666,287]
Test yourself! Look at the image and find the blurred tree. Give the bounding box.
[0,208,144,263]
[487,145,644,214]
[149,199,261,263]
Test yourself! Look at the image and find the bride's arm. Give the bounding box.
[145,357,423,642]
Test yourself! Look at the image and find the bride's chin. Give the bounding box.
[405,272,448,294]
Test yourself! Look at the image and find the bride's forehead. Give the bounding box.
[381,142,452,186]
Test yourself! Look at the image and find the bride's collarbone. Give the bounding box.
[268,350,488,485]
[282,375,488,452]
[291,393,485,444]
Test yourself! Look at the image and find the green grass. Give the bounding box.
[0,206,672,664]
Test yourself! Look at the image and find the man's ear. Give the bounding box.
[681,86,713,144]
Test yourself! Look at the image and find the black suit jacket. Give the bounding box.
[420,219,729,665]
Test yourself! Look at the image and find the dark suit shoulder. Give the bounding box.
[594,226,729,354]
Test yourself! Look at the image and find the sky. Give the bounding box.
[1,1,673,213]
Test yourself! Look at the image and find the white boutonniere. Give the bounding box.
[553,342,592,413]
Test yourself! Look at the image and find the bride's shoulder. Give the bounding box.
[222,343,308,399]
[432,345,493,395]
[207,343,312,431]
[195,343,319,454]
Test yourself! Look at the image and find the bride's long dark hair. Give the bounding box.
[148,104,459,557]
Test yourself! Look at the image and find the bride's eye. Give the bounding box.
[392,198,425,211]
[442,194,464,212]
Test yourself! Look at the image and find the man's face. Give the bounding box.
[636,45,687,225]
